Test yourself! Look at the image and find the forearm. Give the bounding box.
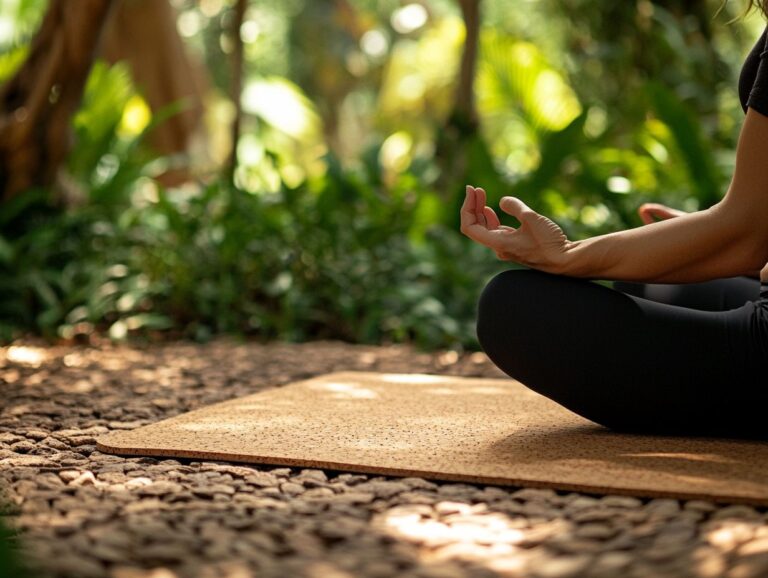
[558,202,763,283]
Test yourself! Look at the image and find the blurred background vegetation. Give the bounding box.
[0,0,764,351]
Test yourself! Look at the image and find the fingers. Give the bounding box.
[475,187,488,227]
[460,185,479,233]
[462,184,491,232]
[483,206,501,229]
[466,223,502,247]
[465,185,476,212]
[461,185,511,249]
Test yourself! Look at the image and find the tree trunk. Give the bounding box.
[0,0,115,202]
[433,0,482,195]
[227,0,248,185]
[453,0,480,130]
[100,0,208,186]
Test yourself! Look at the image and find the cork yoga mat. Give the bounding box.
[97,371,768,506]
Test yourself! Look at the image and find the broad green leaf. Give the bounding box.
[478,31,582,135]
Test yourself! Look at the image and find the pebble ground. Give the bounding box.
[2,338,768,578]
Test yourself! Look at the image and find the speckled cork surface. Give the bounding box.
[97,371,768,506]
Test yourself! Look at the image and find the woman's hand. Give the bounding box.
[637,202,687,225]
[459,184,573,273]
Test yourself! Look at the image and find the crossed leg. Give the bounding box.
[476,269,768,439]
[612,276,759,312]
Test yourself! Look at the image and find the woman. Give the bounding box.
[461,3,768,438]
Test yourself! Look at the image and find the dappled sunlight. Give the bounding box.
[621,452,740,465]
[307,381,379,399]
[380,374,445,384]
[391,3,428,35]
[703,519,765,551]
[4,346,47,367]
[241,77,321,141]
[379,130,413,176]
[118,94,151,136]
[373,501,566,574]
[62,353,88,367]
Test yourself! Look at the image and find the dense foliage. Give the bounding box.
[0,0,764,350]
[0,157,505,349]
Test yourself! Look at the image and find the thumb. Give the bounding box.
[500,196,535,222]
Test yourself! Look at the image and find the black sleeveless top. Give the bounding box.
[739,26,768,116]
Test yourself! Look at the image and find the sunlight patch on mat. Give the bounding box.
[379,373,446,384]
[308,381,379,399]
[622,452,740,464]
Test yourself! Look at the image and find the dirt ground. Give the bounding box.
[2,338,768,578]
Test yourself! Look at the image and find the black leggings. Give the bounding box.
[476,269,768,439]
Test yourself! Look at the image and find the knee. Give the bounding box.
[476,269,546,347]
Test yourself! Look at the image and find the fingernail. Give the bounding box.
[466,185,472,194]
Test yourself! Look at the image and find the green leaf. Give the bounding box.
[478,31,582,134]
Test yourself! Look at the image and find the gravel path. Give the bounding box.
[2,338,768,578]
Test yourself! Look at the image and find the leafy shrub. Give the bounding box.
[0,150,507,350]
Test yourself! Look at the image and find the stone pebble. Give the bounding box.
[5,339,768,578]
[711,504,762,521]
[684,499,719,513]
[600,495,644,508]
[573,523,618,540]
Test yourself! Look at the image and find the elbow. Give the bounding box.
[744,234,768,272]
[730,224,768,275]
[737,211,768,271]
[712,200,768,272]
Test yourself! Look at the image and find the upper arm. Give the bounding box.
[718,29,768,268]
[720,107,768,268]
